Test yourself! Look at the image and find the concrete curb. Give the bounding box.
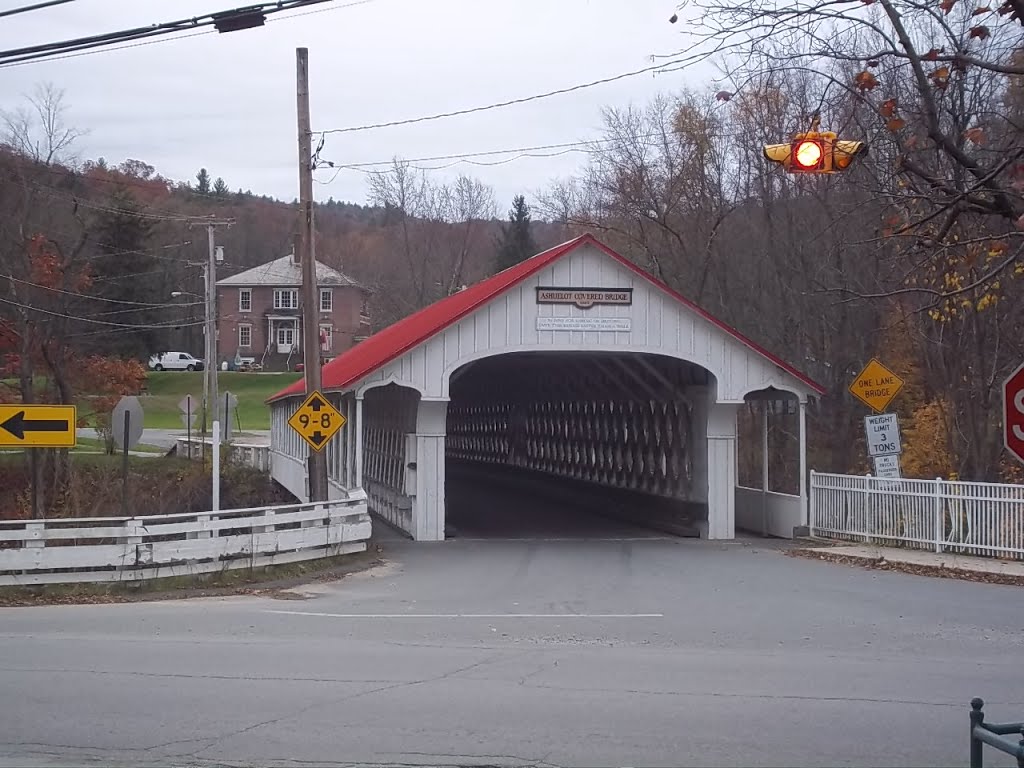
[789,547,1024,586]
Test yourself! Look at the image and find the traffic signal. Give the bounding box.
[762,130,867,174]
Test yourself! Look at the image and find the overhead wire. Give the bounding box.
[0,0,75,19]
[0,0,335,66]
[4,273,204,308]
[0,296,209,329]
[314,53,702,136]
[0,0,382,68]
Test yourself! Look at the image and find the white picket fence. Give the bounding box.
[0,500,372,586]
[810,471,1024,560]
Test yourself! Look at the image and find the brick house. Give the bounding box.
[216,250,369,371]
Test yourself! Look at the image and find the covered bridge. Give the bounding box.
[267,234,824,541]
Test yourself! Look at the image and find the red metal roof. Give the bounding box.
[268,233,825,402]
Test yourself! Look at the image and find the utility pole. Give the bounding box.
[297,46,329,502]
[192,219,230,458]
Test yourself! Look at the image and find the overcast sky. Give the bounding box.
[0,0,715,211]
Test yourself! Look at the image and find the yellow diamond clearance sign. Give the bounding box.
[849,358,904,413]
[287,390,346,452]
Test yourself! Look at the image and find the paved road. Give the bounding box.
[75,428,271,450]
[1,495,1022,767]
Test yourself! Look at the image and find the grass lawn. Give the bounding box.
[72,436,164,454]
[3,371,300,432]
[139,371,301,430]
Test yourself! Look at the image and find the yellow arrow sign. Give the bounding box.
[287,390,345,452]
[849,358,904,413]
[0,404,77,448]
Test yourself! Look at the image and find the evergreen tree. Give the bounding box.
[213,176,229,198]
[494,195,536,271]
[195,168,211,195]
[88,190,160,357]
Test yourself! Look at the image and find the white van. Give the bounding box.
[148,352,205,371]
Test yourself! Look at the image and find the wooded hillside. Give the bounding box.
[4,0,1024,484]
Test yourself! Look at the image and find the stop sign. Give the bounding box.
[1004,362,1024,465]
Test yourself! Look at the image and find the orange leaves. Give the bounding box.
[969,24,991,39]
[880,99,905,131]
[855,70,879,91]
[963,126,986,144]
[923,47,944,61]
[929,65,951,89]
[972,4,992,13]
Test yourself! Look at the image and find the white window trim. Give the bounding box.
[273,289,298,310]
[239,288,252,313]
[319,288,333,312]
[238,324,252,348]
[319,323,332,351]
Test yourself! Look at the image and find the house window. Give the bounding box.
[273,289,298,309]
[239,289,252,312]
[320,289,333,312]
[319,324,332,351]
[238,324,252,348]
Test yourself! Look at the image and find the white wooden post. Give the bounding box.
[798,399,808,527]
[212,421,221,512]
[808,470,817,537]
[864,473,873,544]
[934,476,943,553]
[355,396,364,488]
[761,404,769,537]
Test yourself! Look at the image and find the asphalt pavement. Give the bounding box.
[1,491,1022,767]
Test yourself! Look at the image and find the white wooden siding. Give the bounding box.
[352,244,812,402]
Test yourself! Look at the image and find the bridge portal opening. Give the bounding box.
[444,351,712,539]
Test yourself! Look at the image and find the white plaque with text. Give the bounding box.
[536,316,631,332]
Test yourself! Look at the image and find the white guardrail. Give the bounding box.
[810,471,1024,560]
[0,500,372,586]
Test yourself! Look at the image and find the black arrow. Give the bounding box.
[309,430,326,446]
[309,395,326,412]
[1,410,70,440]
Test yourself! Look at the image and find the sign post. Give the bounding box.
[0,405,77,448]
[179,395,197,457]
[1004,362,1024,466]
[111,396,145,517]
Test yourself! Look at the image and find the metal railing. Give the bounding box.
[810,472,1024,560]
[0,500,371,586]
[970,698,1024,768]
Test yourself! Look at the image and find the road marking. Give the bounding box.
[263,610,664,619]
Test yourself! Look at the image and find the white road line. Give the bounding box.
[263,610,664,619]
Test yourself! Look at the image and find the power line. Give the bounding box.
[4,273,205,308]
[0,0,75,19]
[0,0,334,66]
[0,296,208,329]
[0,0,382,68]
[315,55,695,136]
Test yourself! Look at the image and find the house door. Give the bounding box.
[276,324,295,354]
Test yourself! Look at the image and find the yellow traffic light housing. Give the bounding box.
[763,129,868,174]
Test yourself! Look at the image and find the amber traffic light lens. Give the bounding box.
[793,140,823,169]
